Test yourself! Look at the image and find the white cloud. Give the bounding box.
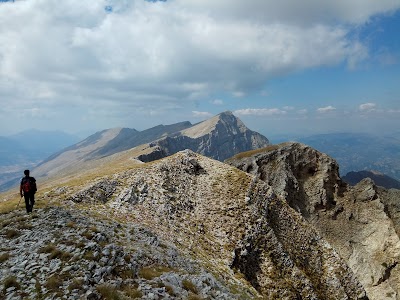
[234,108,287,116]
[283,106,295,111]
[0,1,380,98]
[359,102,377,112]
[0,0,399,134]
[192,111,213,118]
[210,99,224,105]
[297,109,308,114]
[317,106,336,113]
[177,0,400,25]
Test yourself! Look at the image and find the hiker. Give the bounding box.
[20,170,37,213]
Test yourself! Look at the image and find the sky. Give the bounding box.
[0,0,399,138]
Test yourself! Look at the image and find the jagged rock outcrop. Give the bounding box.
[138,111,270,162]
[227,142,400,300]
[60,150,366,299]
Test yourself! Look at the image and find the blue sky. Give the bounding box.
[0,0,399,138]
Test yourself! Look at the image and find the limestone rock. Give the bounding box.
[228,142,400,299]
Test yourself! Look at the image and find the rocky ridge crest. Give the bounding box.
[37,150,367,299]
[227,142,400,300]
[1,206,237,299]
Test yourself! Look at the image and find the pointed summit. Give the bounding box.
[181,111,246,139]
[142,111,270,162]
[29,112,269,179]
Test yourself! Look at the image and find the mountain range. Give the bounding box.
[294,132,400,181]
[342,170,400,190]
[0,112,399,299]
[0,130,79,190]
[29,111,270,181]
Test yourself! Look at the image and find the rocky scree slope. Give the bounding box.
[227,142,400,300]
[58,150,366,299]
[0,206,239,300]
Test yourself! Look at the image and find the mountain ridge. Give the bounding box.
[29,111,269,181]
[295,132,400,181]
[343,170,400,189]
[0,149,367,299]
[227,142,400,299]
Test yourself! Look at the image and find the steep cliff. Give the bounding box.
[138,111,270,162]
[227,142,400,300]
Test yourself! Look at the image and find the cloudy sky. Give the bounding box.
[0,0,399,138]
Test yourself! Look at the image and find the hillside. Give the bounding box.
[0,150,366,299]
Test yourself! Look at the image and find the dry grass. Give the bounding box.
[230,145,280,160]
[4,228,20,239]
[66,221,76,228]
[182,279,198,294]
[187,295,203,300]
[45,274,62,292]
[123,286,143,299]
[138,265,173,280]
[2,276,20,293]
[96,284,121,300]
[18,222,33,230]
[68,278,84,291]
[0,198,21,214]
[0,252,10,263]
[38,244,72,261]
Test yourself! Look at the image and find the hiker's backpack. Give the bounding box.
[21,177,37,194]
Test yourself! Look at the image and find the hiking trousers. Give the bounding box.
[24,192,35,213]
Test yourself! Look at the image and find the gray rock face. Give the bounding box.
[227,142,400,300]
[139,111,270,162]
[227,143,345,218]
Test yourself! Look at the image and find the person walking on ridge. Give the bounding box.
[20,170,37,213]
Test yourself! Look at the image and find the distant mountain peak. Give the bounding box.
[181,111,245,139]
[27,112,269,179]
[343,170,400,189]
